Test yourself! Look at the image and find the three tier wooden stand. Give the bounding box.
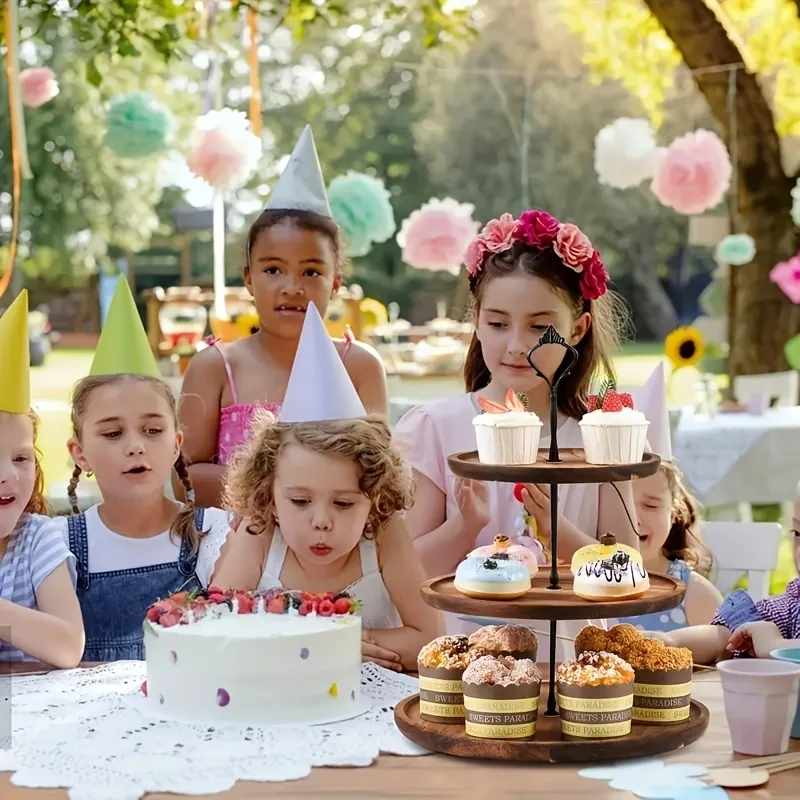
[394,325,709,762]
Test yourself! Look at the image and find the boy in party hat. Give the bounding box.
[54,277,231,661]
[611,363,721,632]
[0,290,84,666]
[212,302,441,670]
[178,124,387,507]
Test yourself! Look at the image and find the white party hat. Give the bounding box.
[265,125,332,217]
[278,302,365,422]
[634,362,672,461]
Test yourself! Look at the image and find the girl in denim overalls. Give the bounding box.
[55,372,231,661]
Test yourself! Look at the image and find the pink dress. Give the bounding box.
[212,333,355,466]
[395,393,605,660]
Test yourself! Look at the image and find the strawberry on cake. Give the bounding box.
[579,380,649,465]
[143,587,363,725]
[473,389,543,465]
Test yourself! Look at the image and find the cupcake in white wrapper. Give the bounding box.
[579,384,649,465]
[473,390,542,465]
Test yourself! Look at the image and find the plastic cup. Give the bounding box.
[770,648,800,739]
[717,659,800,755]
[746,391,769,414]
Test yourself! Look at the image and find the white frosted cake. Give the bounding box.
[473,390,542,465]
[143,588,362,725]
[573,552,650,601]
[579,385,648,465]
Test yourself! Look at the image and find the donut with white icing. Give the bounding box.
[572,551,650,601]
[468,534,540,576]
[454,554,532,600]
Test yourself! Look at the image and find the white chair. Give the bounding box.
[702,521,783,601]
[733,371,799,408]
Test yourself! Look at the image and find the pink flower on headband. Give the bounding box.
[579,251,609,301]
[554,223,592,272]
[517,209,559,248]
[464,238,487,278]
[465,213,517,277]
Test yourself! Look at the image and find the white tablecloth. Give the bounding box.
[673,406,800,507]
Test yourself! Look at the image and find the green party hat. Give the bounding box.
[90,278,160,377]
[0,290,31,413]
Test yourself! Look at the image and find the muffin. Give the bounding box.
[556,651,635,739]
[469,625,539,662]
[574,625,694,725]
[579,385,649,465]
[473,390,543,465]
[417,635,478,724]
[462,655,541,740]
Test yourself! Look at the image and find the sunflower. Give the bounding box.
[664,326,705,369]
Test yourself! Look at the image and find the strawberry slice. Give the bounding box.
[505,389,525,412]
[478,396,509,414]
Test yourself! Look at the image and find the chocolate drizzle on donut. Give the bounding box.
[579,557,647,586]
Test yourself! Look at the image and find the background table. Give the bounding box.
[1,666,797,799]
[673,406,800,509]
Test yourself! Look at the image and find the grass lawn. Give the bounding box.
[31,345,795,594]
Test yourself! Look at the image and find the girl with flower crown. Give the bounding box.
[395,209,639,658]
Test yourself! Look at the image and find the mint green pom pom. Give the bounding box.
[328,172,396,258]
[104,92,173,158]
[714,233,755,266]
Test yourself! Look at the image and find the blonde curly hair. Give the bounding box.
[223,412,414,540]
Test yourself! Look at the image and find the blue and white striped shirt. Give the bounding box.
[0,513,77,661]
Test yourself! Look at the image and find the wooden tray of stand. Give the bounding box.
[421,570,686,621]
[395,692,710,763]
[447,449,661,485]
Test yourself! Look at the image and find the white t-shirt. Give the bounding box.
[54,505,232,588]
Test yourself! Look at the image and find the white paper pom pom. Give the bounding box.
[594,117,661,190]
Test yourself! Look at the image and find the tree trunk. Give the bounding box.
[643,0,800,377]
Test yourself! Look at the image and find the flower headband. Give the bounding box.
[464,209,609,301]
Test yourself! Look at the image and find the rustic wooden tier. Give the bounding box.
[447,448,661,484]
[395,693,710,764]
[421,570,686,621]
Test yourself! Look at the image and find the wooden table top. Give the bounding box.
[1,664,797,799]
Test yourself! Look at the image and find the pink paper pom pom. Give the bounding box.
[20,67,59,108]
[770,252,800,304]
[651,130,732,215]
[396,198,479,275]
[186,109,262,192]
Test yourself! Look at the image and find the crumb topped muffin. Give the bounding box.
[463,655,541,687]
[557,651,635,687]
[468,624,538,662]
[418,635,476,670]
[417,635,477,724]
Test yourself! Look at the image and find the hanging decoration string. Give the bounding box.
[247,7,262,137]
[1,0,30,300]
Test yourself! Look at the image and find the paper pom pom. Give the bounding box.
[651,130,732,215]
[785,333,800,370]
[714,233,755,266]
[699,278,728,318]
[186,108,262,192]
[396,197,479,274]
[770,251,800,304]
[328,172,396,258]
[103,92,174,158]
[594,118,661,190]
[792,179,800,227]
[20,67,59,108]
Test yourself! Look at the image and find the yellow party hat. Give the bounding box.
[90,277,160,377]
[0,290,31,413]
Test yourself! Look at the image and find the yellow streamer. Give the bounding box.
[247,8,262,137]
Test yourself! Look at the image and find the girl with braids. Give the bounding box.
[612,461,721,631]
[53,280,231,662]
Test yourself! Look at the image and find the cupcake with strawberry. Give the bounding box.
[473,389,543,465]
[578,380,649,465]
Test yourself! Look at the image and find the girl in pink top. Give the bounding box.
[395,209,640,658]
[178,130,388,507]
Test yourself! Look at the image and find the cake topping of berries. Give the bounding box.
[478,389,528,414]
[143,587,360,627]
[586,379,634,414]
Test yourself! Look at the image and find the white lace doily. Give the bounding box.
[0,662,428,800]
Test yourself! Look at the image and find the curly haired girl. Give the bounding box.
[212,412,443,671]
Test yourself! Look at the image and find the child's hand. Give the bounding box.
[362,633,402,671]
[520,484,553,539]
[727,621,785,658]
[454,477,491,533]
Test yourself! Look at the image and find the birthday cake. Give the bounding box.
[143,587,363,725]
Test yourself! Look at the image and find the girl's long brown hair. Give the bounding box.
[24,411,49,515]
[463,244,627,419]
[67,374,203,551]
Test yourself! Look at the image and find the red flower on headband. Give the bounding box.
[516,209,559,248]
[579,251,609,301]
